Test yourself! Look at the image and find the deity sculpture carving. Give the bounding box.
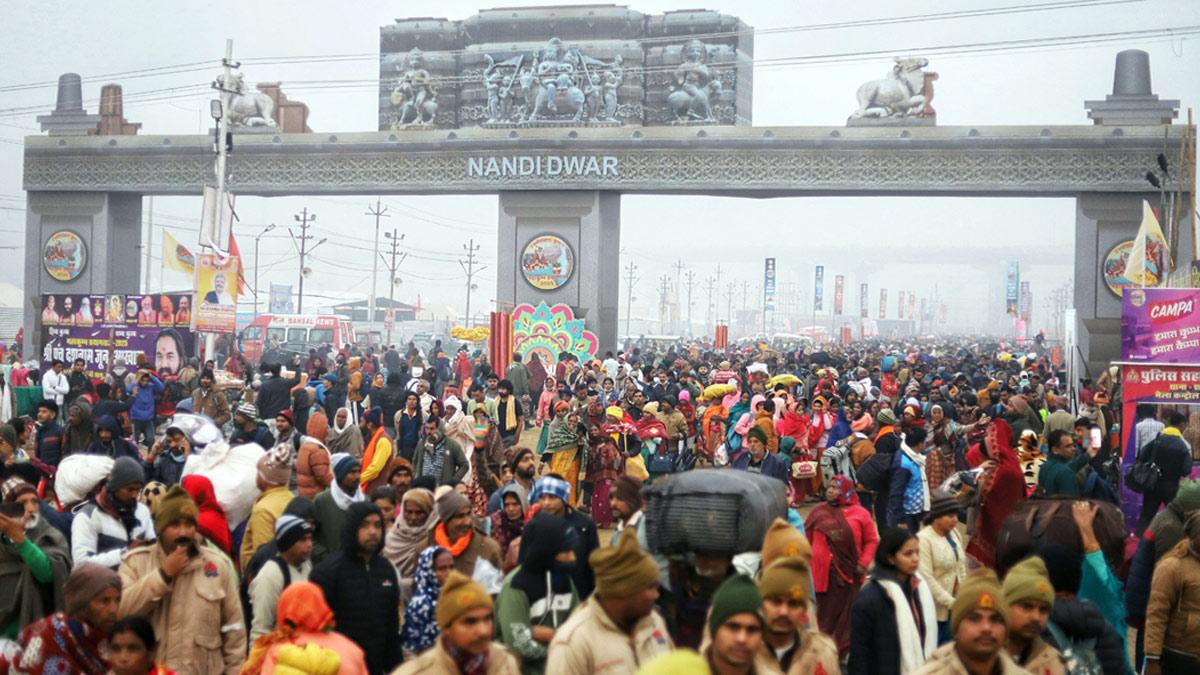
[217,71,276,127]
[666,39,723,123]
[851,57,935,120]
[391,48,439,127]
[481,38,624,125]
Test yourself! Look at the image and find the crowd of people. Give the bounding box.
[1,334,1199,675]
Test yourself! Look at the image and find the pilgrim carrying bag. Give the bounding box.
[644,469,787,556]
[994,497,1126,573]
[1124,436,1161,495]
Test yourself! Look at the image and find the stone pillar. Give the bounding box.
[24,192,143,358]
[497,191,621,353]
[1072,192,1170,376]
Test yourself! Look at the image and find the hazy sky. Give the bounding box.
[2,0,1197,333]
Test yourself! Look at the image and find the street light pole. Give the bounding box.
[253,223,275,316]
[366,199,389,340]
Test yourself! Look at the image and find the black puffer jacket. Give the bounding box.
[1045,597,1125,675]
[309,501,400,675]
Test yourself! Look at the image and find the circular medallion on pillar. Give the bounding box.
[42,230,87,282]
[520,234,574,290]
[1103,238,1165,297]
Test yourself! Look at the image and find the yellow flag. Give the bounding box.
[162,230,195,274]
[1122,200,1169,286]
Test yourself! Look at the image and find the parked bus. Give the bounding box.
[239,314,355,363]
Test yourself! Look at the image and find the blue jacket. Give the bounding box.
[730,449,789,484]
[886,450,924,527]
[126,376,163,422]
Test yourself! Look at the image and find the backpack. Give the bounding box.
[1124,436,1161,494]
[1045,621,1102,675]
[855,451,895,492]
[821,436,857,485]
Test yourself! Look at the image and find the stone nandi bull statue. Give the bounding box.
[851,57,931,119]
[217,71,276,127]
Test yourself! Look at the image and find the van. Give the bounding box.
[239,314,355,363]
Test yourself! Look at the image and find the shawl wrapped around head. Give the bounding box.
[966,419,1026,568]
[324,407,363,458]
[241,582,336,675]
[546,415,579,453]
[3,613,110,675]
[0,517,71,633]
[382,488,438,578]
[400,546,447,655]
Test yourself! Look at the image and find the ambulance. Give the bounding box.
[239,314,355,363]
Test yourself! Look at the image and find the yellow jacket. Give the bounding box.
[239,486,293,569]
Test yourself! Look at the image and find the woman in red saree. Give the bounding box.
[964,418,1026,569]
[804,474,879,658]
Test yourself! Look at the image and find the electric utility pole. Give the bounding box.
[658,275,671,332]
[623,260,638,338]
[460,238,486,327]
[289,207,325,314]
[725,281,735,329]
[713,263,722,322]
[366,198,389,336]
[671,259,686,334]
[381,228,407,345]
[683,269,697,337]
[704,276,716,332]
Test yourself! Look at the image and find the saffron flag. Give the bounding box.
[161,230,195,274]
[227,232,248,296]
[1121,200,1170,287]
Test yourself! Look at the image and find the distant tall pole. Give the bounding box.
[366,198,389,337]
[381,229,407,345]
[741,281,749,312]
[623,260,638,338]
[671,259,685,334]
[460,238,486,327]
[725,281,735,329]
[683,270,696,337]
[713,263,722,322]
[704,276,716,332]
[253,223,276,316]
[658,275,671,332]
[143,197,154,293]
[289,207,325,314]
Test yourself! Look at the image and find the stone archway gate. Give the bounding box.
[23,120,1190,372]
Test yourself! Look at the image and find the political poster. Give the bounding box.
[1006,262,1020,315]
[813,265,824,312]
[1120,288,1200,364]
[764,258,776,310]
[194,254,239,333]
[39,293,195,379]
[898,291,906,319]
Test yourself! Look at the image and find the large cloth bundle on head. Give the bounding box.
[881,355,898,373]
[767,374,800,389]
[702,382,737,401]
[54,454,115,506]
[182,441,264,526]
[644,469,787,556]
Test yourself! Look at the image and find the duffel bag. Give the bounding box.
[644,469,786,557]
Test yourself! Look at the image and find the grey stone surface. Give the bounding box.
[23,191,143,357]
[497,191,621,352]
[1086,50,1178,125]
[37,74,100,135]
[378,6,752,129]
[23,124,1187,196]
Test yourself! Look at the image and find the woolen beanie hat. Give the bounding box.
[435,488,471,523]
[590,528,659,598]
[530,475,571,504]
[610,475,643,511]
[236,401,258,420]
[108,456,147,492]
[746,425,769,446]
[0,424,17,448]
[275,513,314,553]
[1173,478,1200,511]
[708,573,763,633]
[1,477,35,503]
[605,405,625,420]
[927,489,959,521]
[64,563,122,615]
[436,570,494,629]
[331,453,360,486]
[257,444,293,487]
[139,481,169,515]
[761,517,812,569]
[758,556,812,605]
[1002,556,1055,609]
[876,409,897,427]
[951,568,1008,635]
[153,485,199,537]
[275,409,294,424]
